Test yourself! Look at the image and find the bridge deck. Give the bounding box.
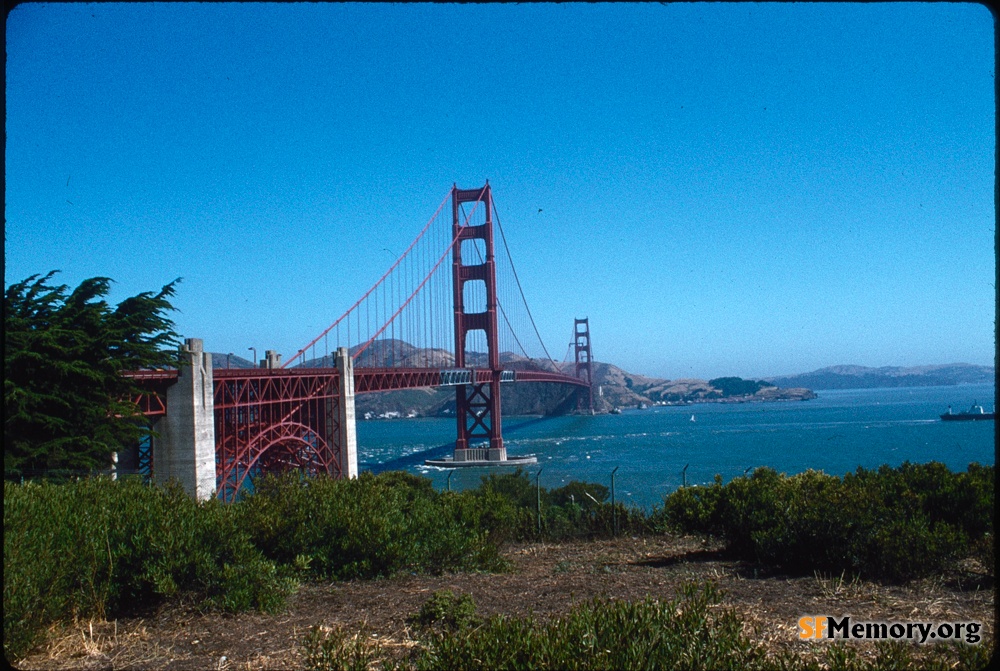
[127,366,588,413]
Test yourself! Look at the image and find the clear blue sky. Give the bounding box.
[5,3,995,380]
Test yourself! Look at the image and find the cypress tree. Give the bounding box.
[4,271,181,480]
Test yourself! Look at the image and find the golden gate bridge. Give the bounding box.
[127,184,594,501]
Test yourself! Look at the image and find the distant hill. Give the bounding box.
[765,364,995,390]
[210,353,256,369]
[578,364,815,410]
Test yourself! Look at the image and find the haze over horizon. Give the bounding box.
[5,4,995,380]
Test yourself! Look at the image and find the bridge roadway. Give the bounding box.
[127,366,588,417]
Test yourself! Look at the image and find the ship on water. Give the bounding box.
[940,401,995,421]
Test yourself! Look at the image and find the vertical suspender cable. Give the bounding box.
[492,200,557,368]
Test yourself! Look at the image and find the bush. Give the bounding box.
[409,590,479,631]
[3,477,290,660]
[472,469,654,541]
[546,480,608,508]
[412,582,768,670]
[476,469,537,509]
[660,462,993,583]
[658,474,724,535]
[238,471,509,581]
[302,624,381,671]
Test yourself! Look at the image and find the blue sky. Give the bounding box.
[5,3,995,380]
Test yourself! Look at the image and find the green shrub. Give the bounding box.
[412,582,768,670]
[476,469,537,509]
[3,477,290,660]
[660,462,994,583]
[460,485,532,546]
[471,469,654,541]
[658,475,724,534]
[302,624,381,671]
[238,471,509,581]
[409,590,479,631]
[546,480,608,509]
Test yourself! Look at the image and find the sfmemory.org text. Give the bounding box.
[799,616,982,645]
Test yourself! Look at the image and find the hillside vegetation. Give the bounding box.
[5,462,992,664]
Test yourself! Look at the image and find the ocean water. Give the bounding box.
[359,383,996,510]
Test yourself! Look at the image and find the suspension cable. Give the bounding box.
[351,193,485,361]
[491,198,558,369]
[463,213,532,360]
[282,189,452,368]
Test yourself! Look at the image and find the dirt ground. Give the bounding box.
[14,535,995,670]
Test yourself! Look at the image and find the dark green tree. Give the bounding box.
[547,480,609,510]
[708,376,775,397]
[4,272,182,480]
[476,468,537,508]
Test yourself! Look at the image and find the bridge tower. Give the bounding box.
[574,318,594,414]
[451,183,506,461]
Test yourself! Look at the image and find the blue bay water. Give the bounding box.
[359,383,995,510]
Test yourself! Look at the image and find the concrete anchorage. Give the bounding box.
[152,338,217,501]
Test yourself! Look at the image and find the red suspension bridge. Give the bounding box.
[128,184,594,501]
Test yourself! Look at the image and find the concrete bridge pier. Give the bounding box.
[152,338,217,501]
[332,346,358,478]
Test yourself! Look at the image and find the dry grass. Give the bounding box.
[24,618,177,670]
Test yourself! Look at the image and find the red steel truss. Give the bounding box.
[213,368,341,502]
[127,368,586,501]
[123,370,176,417]
[130,389,168,417]
[128,364,587,500]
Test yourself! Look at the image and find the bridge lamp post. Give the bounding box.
[248,347,257,368]
[227,353,233,369]
[610,466,619,536]
[535,468,543,536]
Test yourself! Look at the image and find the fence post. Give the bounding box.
[611,466,619,536]
[536,467,543,536]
